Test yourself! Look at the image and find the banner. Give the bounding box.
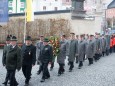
[26,0,34,22]
[0,0,8,24]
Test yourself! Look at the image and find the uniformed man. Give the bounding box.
[86,35,95,65]
[2,35,11,85]
[36,35,44,75]
[3,36,22,86]
[101,35,107,57]
[78,35,86,69]
[57,35,69,76]
[75,35,79,63]
[21,36,36,85]
[68,33,78,72]
[39,38,53,82]
[94,33,101,61]
[105,34,110,56]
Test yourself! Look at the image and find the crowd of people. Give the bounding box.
[2,32,115,86]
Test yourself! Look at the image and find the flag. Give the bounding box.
[0,0,8,24]
[26,0,34,22]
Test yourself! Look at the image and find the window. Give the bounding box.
[20,2,25,8]
[9,1,13,7]
[43,6,46,10]
[54,7,58,11]
[55,0,58,1]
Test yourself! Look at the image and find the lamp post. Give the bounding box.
[102,3,107,34]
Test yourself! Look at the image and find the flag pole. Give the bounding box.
[24,9,26,43]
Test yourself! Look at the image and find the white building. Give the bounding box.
[8,0,71,13]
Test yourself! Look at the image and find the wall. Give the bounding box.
[9,12,102,35]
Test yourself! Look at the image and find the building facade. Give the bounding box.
[106,0,115,31]
[8,0,71,13]
[8,0,26,13]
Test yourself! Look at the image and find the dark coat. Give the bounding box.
[5,45,22,70]
[2,44,9,65]
[21,44,36,65]
[105,35,110,50]
[39,44,53,63]
[57,40,69,64]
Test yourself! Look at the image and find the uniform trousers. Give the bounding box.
[22,65,32,83]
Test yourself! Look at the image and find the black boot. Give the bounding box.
[2,82,7,85]
[40,79,45,82]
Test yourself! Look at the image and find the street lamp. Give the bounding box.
[102,3,107,34]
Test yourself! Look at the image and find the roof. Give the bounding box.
[107,0,115,9]
[9,10,70,17]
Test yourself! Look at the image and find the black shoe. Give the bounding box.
[88,64,91,66]
[24,83,29,86]
[8,81,10,84]
[25,80,29,85]
[37,71,41,75]
[61,72,64,74]
[69,70,72,72]
[40,79,45,82]
[45,76,50,79]
[78,67,82,69]
[50,68,53,71]
[58,74,61,76]
[15,82,19,85]
[2,82,7,85]
[76,61,78,64]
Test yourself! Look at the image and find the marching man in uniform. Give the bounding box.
[3,36,22,86]
[21,36,36,86]
[57,35,69,76]
[86,35,95,65]
[78,35,86,69]
[39,38,53,82]
[2,35,11,85]
[36,35,44,75]
[68,33,78,72]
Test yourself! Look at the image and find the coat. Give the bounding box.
[21,44,36,66]
[5,45,22,70]
[86,40,95,58]
[57,40,69,64]
[105,35,110,50]
[78,40,86,61]
[94,38,101,54]
[101,37,107,52]
[36,41,44,62]
[68,39,78,62]
[2,44,9,65]
[39,44,53,63]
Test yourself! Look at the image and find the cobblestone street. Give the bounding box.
[0,49,115,86]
